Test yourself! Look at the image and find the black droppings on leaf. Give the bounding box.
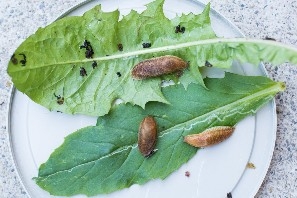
[85,50,94,59]
[80,67,87,76]
[19,53,27,66]
[54,93,64,105]
[142,42,151,48]
[175,25,180,33]
[175,24,186,34]
[116,72,121,77]
[227,192,232,198]
[92,61,97,69]
[205,60,213,67]
[10,54,18,65]
[117,43,123,51]
[180,26,185,33]
[80,40,94,58]
[79,40,88,49]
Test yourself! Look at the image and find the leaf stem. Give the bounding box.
[12,38,297,70]
[89,38,297,62]
[159,80,285,137]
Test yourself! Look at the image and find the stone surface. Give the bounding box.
[0,0,296,197]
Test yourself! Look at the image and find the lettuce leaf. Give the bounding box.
[8,0,297,116]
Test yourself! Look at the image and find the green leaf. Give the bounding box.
[7,0,297,116]
[35,73,285,196]
[7,0,215,116]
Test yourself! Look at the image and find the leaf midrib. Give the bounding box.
[12,38,297,73]
[38,81,283,180]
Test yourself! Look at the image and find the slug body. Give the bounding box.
[184,126,235,148]
[138,116,157,157]
[131,55,188,79]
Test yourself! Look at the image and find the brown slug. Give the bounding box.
[184,126,235,148]
[131,55,188,79]
[138,116,157,157]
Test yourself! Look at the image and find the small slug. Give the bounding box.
[131,55,188,80]
[184,126,235,148]
[138,116,157,157]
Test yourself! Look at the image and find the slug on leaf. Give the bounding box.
[131,55,188,79]
[184,126,235,148]
[138,116,157,157]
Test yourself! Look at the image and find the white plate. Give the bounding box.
[8,0,276,198]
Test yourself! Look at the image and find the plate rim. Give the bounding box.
[6,0,277,197]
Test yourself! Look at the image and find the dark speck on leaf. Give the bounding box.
[227,192,232,198]
[10,54,18,65]
[175,24,186,34]
[19,53,27,66]
[175,25,180,33]
[54,93,64,105]
[92,61,97,69]
[142,42,151,48]
[117,43,123,51]
[85,50,94,59]
[180,26,185,33]
[80,40,88,49]
[80,40,94,58]
[205,60,213,67]
[80,67,87,76]
[185,171,190,177]
[116,72,121,77]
